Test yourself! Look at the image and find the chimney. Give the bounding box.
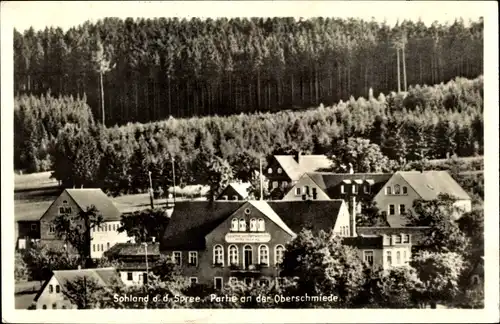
[295,151,302,164]
[351,196,357,237]
[348,162,354,174]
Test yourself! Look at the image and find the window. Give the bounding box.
[275,245,285,266]
[389,204,395,215]
[395,235,402,244]
[93,244,96,252]
[107,242,110,250]
[222,195,228,200]
[312,187,317,199]
[213,245,224,266]
[49,225,55,233]
[295,187,301,196]
[231,218,238,231]
[402,186,408,194]
[394,184,401,195]
[282,181,288,187]
[143,272,148,284]
[214,277,223,290]
[259,245,269,266]
[127,272,133,281]
[49,285,53,293]
[250,218,257,231]
[304,186,310,196]
[340,184,345,194]
[396,251,401,264]
[352,184,357,194]
[268,168,273,174]
[386,186,392,195]
[260,278,270,287]
[276,277,285,288]
[52,303,57,309]
[364,251,374,266]
[232,195,239,201]
[31,224,37,231]
[190,277,198,285]
[403,250,407,262]
[42,305,47,309]
[188,251,198,266]
[399,204,406,215]
[229,277,238,285]
[387,251,392,266]
[62,306,66,309]
[239,218,247,231]
[257,218,265,232]
[228,245,238,266]
[277,168,282,174]
[402,235,410,244]
[364,185,370,194]
[272,181,279,189]
[172,251,182,266]
[101,244,104,251]
[56,285,60,293]
[244,277,253,286]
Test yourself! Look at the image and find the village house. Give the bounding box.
[104,242,161,286]
[15,215,42,250]
[159,200,352,288]
[373,171,472,226]
[265,153,333,195]
[216,182,251,201]
[39,188,130,258]
[33,267,123,309]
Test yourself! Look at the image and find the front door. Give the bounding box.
[244,246,253,269]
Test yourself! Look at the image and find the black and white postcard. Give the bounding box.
[1,1,498,323]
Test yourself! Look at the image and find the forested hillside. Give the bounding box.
[15,76,483,195]
[14,17,483,125]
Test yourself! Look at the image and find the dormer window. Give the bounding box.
[231,218,238,231]
[232,195,239,201]
[239,219,247,231]
[222,195,228,201]
[402,234,410,244]
[402,186,408,194]
[352,184,357,194]
[268,168,273,174]
[340,185,345,194]
[257,218,265,232]
[394,184,401,195]
[363,185,370,194]
[394,235,402,244]
[277,168,282,174]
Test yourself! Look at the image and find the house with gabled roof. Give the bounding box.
[216,182,251,201]
[39,188,130,258]
[159,200,351,288]
[265,153,333,195]
[33,267,123,309]
[373,171,472,226]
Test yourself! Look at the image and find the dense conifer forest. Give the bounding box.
[14,17,483,125]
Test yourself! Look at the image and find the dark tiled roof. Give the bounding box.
[274,155,333,181]
[306,172,393,198]
[105,243,161,258]
[65,189,122,221]
[342,236,384,249]
[356,226,431,246]
[160,200,345,250]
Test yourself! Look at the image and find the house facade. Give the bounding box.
[373,171,472,226]
[265,154,333,195]
[160,200,351,288]
[343,233,413,270]
[39,189,129,258]
[216,182,251,201]
[33,267,122,309]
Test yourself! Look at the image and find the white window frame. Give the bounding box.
[275,245,285,266]
[277,168,282,174]
[231,218,238,231]
[403,250,408,263]
[188,251,198,267]
[402,186,408,194]
[249,218,257,232]
[190,277,198,284]
[402,234,410,244]
[213,245,224,266]
[399,204,406,215]
[340,184,345,194]
[228,244,238,266]
[396,251,401,264]
[239,218,247,231]
[257,218,265,232]
[258,244,269,266]
[388,204,395,216]
[268,168,273,174]
[363,250,374,265]
[222,195,228,201]
[352,184,357,194]
[172,251,182,266]
[232,195,239,201]
[394,184,401,195]
[386,186,392,195]
[107,242,110,250]
[49,224,55,233]
[214,277,223,290]
[295,187,301,196]
[272,181,279,189]
[386,251,392,266]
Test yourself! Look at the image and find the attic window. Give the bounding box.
[62,200,68,204]
[268,168,273,174]
[402,186,408,194]
[277,168,282,174]
[244,208,251,215]
[426,184,435,190]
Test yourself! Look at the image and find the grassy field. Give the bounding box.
[14,171,209,220]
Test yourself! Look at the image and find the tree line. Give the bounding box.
[15,76,483,196]
[14,17,483,125]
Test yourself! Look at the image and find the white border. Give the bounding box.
[2,1,498,323]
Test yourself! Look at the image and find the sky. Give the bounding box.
[4,1,487,33]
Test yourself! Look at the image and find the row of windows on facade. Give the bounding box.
[362,249,410,266]
[93,242,111,252]
[40,303,67,309]
[267,167,283,175]
[385,185,408,195]
[230,217,266,232]
[212,276,284,290]
[48,223,118,233]
[295,184,372,197]
[388,204,406,216]
[385,234,411,244]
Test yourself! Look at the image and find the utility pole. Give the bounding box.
[100,71,105,126]
[143,242,148,310]
[259,156,264,200]
[171,157,176,204]
[396,46,401,93]
[402,32,407,92]
[148,171,154,209]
